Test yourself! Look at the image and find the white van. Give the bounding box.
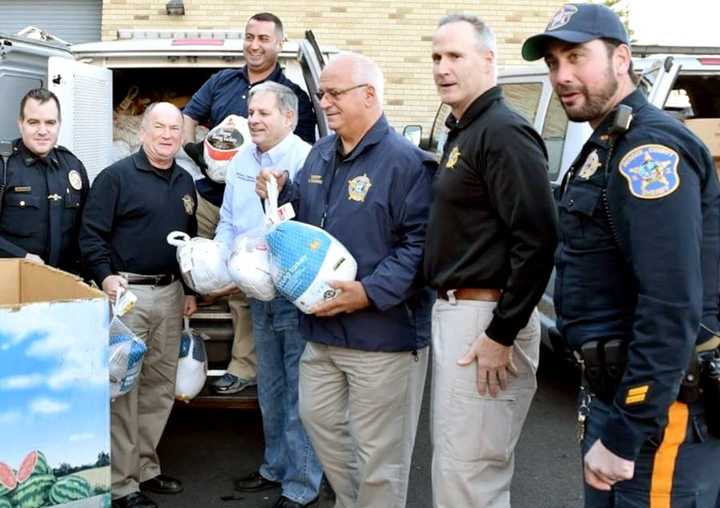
[421,48,720,356]
[0,28,330,181]
[0,28,333,408]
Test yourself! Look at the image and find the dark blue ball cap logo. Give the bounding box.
[547,4,578,31]
[522,3,629,61]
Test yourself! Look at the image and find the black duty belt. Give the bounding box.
[576,338,719,406]
[120,272,177,286]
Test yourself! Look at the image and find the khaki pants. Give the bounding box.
[430,300,540,508]
[196,193,256,380]
[112,281,184,498]
[299,342,428,508]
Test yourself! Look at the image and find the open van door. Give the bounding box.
[640,56,682,108]
[298,31,328,137]
[48,56,112,182]
[0,33,72,140]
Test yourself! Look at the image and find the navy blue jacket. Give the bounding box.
[0,139,89,273]
[184,65,317,207]
[281,115,436,352]
[555,89,720,460]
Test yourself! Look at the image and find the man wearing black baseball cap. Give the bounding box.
[524,3,720,507]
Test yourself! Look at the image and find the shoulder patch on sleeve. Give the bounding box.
[618,144,680,199]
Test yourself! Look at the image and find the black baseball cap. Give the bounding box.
[522,3,629,61]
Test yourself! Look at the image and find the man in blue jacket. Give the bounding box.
[256,52,435,508]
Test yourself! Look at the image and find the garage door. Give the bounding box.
[0,0,101,43]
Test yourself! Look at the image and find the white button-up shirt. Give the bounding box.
[214,132,311,251]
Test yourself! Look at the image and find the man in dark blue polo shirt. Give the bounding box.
[182,12,316,396]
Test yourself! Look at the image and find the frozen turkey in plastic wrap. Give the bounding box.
[227,232,276,301]
[203,115,251,183]
[166,232,235,295]
[263,176,357,313]
[108,289,146,399]
[175,318,208,402]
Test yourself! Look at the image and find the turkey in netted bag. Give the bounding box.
[203,115,250,183]
[109,290,147,399]
[167,231,235,295]
[175,318,208,402]
[263,176,357,314]
[227,232,276,301]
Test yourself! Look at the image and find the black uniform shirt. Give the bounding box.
[80,148,197,286]
[0,139,89,273]
[424,86,559,345]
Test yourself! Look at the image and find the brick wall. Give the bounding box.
[102,0,561,131]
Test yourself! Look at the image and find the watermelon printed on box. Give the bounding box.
[0,261,112,508]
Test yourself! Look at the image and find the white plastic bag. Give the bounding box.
[167,232,235,295]
[263,177,358,313]
[203,115,250,183]
[108,289,147,399]
[227,233,276,301]
[175,318,208,402]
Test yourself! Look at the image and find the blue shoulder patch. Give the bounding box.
[618,144,680,199]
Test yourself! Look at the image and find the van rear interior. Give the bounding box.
[672,73,720,118]
[112,67,220,112]
[111,67,224,159]
[675,73,720,166]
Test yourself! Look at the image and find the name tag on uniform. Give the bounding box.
[13,186,31,193]
[308,175,323,184]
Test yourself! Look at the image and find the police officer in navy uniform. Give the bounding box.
[523,3,720,506]
[0,88,89,273]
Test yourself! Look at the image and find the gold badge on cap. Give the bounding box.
[68,170,83,190]
[445,146,461,170]
[347,174,372,203]
[578,150,602,180]
[182,194,195,215]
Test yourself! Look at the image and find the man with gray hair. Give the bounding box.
[81,102,197,508]
[423,15,558,507]
[256,52,435,508]
[215,82,322,508]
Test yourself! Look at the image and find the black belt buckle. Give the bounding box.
[125,273,174,286]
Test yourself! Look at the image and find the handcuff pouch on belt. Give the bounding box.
[579,339,626,403]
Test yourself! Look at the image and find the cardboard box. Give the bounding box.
[0,260,112,508]
[686,118,720,158]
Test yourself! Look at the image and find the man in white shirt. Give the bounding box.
[216,81,322,508]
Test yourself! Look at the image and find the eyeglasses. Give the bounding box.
[314,84,369,102]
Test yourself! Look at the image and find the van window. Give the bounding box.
[669,74,720,119]
[501,82,543,124]
[542,93,569,181]
[0,75,42,140]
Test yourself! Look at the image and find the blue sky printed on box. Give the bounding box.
[0,299,110,469]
